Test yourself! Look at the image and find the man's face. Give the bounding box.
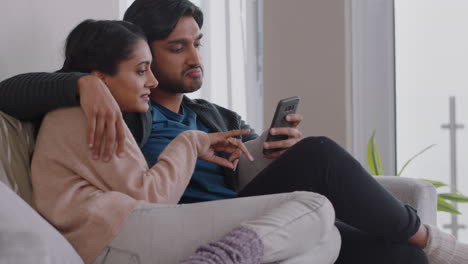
[149,16,203,94]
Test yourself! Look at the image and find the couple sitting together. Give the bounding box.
[1,0,467,263]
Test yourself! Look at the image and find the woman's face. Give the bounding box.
[103,39,158,113]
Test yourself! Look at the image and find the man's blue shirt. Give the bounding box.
[141,100,237,203]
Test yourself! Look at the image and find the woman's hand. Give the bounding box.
[78,75,126,162]
[200,130,254,170]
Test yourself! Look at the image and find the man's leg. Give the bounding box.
[335,221,428,264]
[239,136,421,244]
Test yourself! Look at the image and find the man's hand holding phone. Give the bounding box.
[263,97,303,159]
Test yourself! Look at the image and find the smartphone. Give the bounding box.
[263,96,300,155]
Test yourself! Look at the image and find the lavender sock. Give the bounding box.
[179,226,264,264]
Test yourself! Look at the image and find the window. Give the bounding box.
[353,0,468,242]
[395,0,468,241]
[350,0,396,175]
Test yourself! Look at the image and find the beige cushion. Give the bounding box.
[0,111,35,204]
[0,112,83,262]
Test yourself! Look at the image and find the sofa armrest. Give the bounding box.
[375,176,437,225]
[237,136,438,225]
[237,131,273,191]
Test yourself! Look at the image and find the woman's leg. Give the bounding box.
[240,191,339,264]
[178,226,263,264]
[92,191,339,264]
[238,137,421,243]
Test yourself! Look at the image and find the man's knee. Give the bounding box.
[299,136,333,145]
[295,136,338,152]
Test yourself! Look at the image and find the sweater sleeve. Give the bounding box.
[0,72,87,120]
[34,107,211,204]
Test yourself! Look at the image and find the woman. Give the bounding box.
[31,20,335,264]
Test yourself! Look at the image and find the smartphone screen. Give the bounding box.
[263,96,300,155]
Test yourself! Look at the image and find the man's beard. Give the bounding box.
[158,78,202,94]
[155,66,203,94]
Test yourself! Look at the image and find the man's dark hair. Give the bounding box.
[60,19,146,75]
[123,0,203,42]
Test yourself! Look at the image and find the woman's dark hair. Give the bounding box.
[60,19,147,75]
[123,0,203,42]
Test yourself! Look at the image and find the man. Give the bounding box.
[0,0,452,263]
[122,0,304,203]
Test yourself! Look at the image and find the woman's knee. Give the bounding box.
[244,191,336,235]
[286,191,335,221]
[287,191,337,240]
[283,191,338,257]
[244,191,337,260]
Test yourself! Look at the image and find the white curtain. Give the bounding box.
[189,0,264,132]
[123,0,264,132]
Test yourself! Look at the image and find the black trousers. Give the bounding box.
[238,136,428,264]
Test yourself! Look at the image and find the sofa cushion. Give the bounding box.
[0,181,83,263]
[0,111,35,204]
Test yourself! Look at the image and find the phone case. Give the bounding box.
[263,96,300,155]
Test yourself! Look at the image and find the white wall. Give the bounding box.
[263,0,352,149]
[0,0,120,81]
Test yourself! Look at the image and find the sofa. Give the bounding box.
[0,111,438,264]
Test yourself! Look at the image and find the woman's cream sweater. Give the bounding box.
[31,107,210,264]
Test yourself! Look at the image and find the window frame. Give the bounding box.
[351,0,396,175]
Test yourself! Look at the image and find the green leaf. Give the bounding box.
[439,193,468,203]
[367,130,383,175]
[421,179,448,188]
[397,144,436,176]
[437,196,461,214]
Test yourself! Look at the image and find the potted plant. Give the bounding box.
[367,130,468,214]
